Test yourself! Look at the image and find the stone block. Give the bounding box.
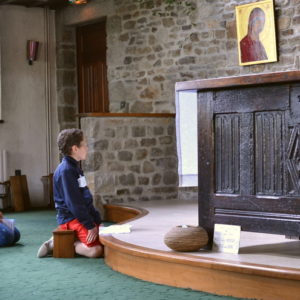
[131,100,153,113]
[57,50,76,69]
[132,186,143,195]
[150,147,164,157]
[138,177,150,185]
[129,165,141,173]
[152,173,162,185]
[116,126,129,138]
[107,15,122,33]
[151,187,178,193]
[190,32,199,42]
[132,126,146,137]
[154,127,164,135]
[117,189,130,195]
[140,87,159,99]
[105,152,116,160]
[62,29,75,43]
[118,151,133,161]
[135,149,148,160]
[180,21,192,30]
[61,89,76,105]
[141,138,156,147]
[167,125,175,135]
[163,171,178,185]
[279,16,291,30]
[83,152,103,172]
[143,161,155,173]
[58,107,76,123]
[94,140,109,151]
[155,157,177,169]
[119,174,135,185]
[159,136,173,145]
[226,20,236,39]
[95,175,115,193]
[163,18,175,27]
[119,33,129,42]
[178,56,196,65]
[112,141,122,150]
[105,128,116,138]
[124,57,132,64]
[124,20,136,30]
[108,162,125,172]
[59,70,76,87]
[124,139,139,149]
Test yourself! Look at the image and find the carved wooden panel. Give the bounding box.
[287,124,300,195]
[255,111,285,196]
[215,114,240,194]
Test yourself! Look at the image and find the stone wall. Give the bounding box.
[81,116,178,204]
[58,0,300,116]
[55,13,78,130]
[106,0,300,114]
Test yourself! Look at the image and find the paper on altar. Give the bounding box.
[99,224,132,235]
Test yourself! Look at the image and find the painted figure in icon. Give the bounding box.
[240,7,268,63]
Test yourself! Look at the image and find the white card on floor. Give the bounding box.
[213,224,241,254]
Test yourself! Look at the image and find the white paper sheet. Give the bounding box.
[99,224,132,235]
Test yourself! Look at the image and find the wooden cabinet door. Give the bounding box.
[198,83,300,242]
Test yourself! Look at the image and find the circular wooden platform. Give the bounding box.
[102,203,300,300]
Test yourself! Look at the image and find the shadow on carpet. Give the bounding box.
[0,210,248,300]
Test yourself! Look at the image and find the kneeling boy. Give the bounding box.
[38,129,103,258]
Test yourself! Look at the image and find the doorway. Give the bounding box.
[76,20,109,113]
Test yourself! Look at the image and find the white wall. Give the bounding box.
[0,5,58,207]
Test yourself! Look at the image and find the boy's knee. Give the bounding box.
[0,225,14,246]
[14,228,21,244]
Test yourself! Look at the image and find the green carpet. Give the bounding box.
[0,211,247,300]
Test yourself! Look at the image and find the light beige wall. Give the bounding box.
[0,5,58,207]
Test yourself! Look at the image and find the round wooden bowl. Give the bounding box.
[164,225,208,252]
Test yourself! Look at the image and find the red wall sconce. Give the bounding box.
[27,40,39,65]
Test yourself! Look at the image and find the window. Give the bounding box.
[176,91,198,187]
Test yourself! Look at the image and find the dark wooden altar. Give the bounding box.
[176,71,300,244]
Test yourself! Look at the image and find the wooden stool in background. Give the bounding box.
[53,227,75,258]
[10,175,31,212]
[41,174,54,209]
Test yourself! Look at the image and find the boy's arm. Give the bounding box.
[60,169,96,230]
[90,207,102,225]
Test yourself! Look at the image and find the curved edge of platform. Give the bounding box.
[103,203,148,223]
[102,204,300,300]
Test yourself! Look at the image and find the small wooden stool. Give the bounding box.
[52,227,75,258]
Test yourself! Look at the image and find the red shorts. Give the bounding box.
[59,219,101,247]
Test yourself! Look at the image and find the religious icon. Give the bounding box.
[235,0,277,66]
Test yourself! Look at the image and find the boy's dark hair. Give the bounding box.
[57,129,84,156]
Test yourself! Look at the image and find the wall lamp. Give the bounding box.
[27,40,39,65]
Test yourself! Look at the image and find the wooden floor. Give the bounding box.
[101,200,300,300]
